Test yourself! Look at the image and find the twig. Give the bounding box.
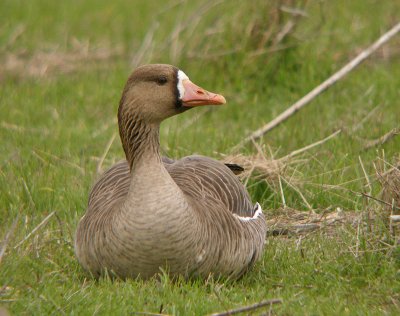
[170,19,183,64]
[389,206,395,236]
[363,128,399,150]
[376,157,400,178]
[131,22,159,68]
[280,129,341,161]
[390,215,400,223]
[155,0,186,16]
[210,299,283,316]
[159,0,224,52]
[352,191,400,211]
[267,227,289,236]
[188,47,243,60]
[133,312,170,316]
[0,217,19,265]
[3,24,25,51]
[14,211,56,249]
[351,104,380,132]
[96,132,116,174]
[293,223,320,233]
[212,286,230,315]
[1,121,49,135]
[355,220,361,258]
[243,164,255,188]
[31,149,49,165]
[21,177,36,209]
[53,212,66,243]
[358,156,372,195]
[282,177,313,211]
[180,108,212,130]
[33,149,85,175]
[280,6,308,17]
[274,20,296,45]
[278,176,286,208]
[247,44,296,58]
[91,118,117,138]
[232,22,400,151]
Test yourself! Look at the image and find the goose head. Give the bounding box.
[117,64,226,166]
[118,64,226,124]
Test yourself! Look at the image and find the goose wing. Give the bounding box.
[87,157,174,212]
[87,160,130,214]
[166,155,256,217]
[88,156,253,217]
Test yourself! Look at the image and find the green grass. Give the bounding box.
[1,0,400,314]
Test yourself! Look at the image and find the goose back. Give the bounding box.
[87,156,255,219]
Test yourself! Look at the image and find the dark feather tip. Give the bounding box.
[225,163,245,175]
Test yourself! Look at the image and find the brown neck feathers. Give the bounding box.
[118,106,160,170]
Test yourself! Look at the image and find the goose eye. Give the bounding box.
[156,76,168,85]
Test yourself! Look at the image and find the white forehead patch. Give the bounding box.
[177,70,189,99]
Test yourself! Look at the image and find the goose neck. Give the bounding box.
[118,112,161,170]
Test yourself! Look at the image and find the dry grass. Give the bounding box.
[222,130,343,213]
[222,144,308,211]
[222,151,284,184]
[265,204,400,242]
[0,39,122,80]
[222,137,400,241]
[378,157,400,214]
[265,207,361,236]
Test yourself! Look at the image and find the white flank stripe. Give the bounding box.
[177,70,189,99]
[234,202,263,222]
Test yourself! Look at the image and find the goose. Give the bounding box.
[75,64,267,279]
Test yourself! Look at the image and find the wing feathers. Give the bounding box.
[88,156,257,218]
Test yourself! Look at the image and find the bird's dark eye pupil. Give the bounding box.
[157,77,167,85]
